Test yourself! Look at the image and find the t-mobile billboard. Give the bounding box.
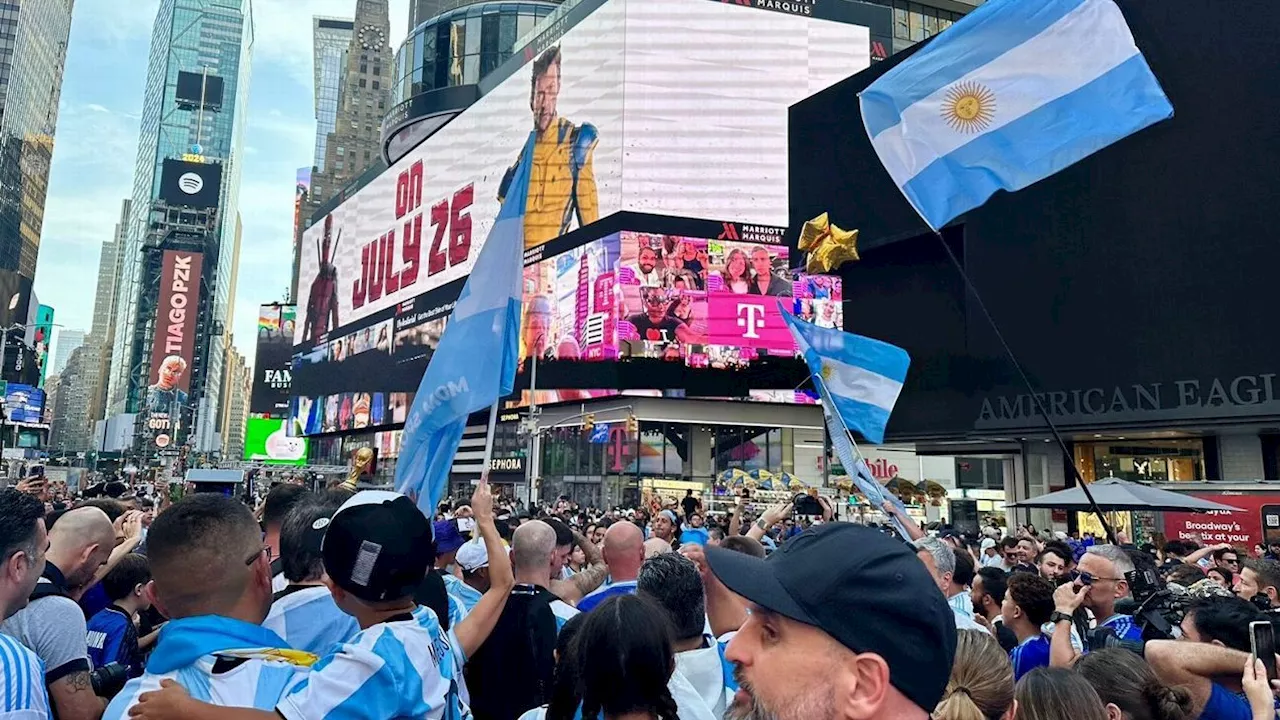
[147,250,203,448]
[294,0,869,344]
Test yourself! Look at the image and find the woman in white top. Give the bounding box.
[721,249,750,294]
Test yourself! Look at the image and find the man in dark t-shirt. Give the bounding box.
[681,489,700,520]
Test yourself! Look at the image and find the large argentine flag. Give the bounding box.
[781,307,909,445]
[395,134,536,516]
[860,0,1173,231]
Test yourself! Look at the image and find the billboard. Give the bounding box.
[175,70,224,111]
[243,417,308,466]
[295,0,868,343]
[33,305,53,387]
[1162,491,1280,549]
[251,304,296,416]
[3,384,45,425]
[146,250,204,447]
[159,158,223,210]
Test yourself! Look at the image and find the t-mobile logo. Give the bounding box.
[737,304,766,339]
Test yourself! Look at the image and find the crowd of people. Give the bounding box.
[3,472,1280,720]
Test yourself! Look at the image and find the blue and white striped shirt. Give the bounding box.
[276,605,472,720]
[104,616,316,720]
[264,586,361,657]
[0,631,50,719]
[442,574,482,616]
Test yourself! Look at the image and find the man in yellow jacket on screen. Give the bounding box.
[500,44,599,250]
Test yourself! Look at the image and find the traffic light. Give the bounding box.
[626,414,638,433]
[583,413,596,433]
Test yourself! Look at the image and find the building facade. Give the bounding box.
[49,329,84,376]
[312,16,353,173]
[861,0,979,54]
[218,342,250,460]
[308,0,391,209]
[84,199,129,434]
[107,0,254,455]
[0,0,75,278]
[49,343,93,452]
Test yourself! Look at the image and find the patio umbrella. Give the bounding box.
[1010,477,1244,513]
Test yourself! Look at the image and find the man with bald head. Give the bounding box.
[577,520,645,612]
[105,494,311,717]
[2,506,115,720]
[466,519,580,720]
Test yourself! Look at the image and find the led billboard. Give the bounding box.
[3,384,45,425]
[244,417,308,466]
[159,159,223,210]
[295,0,867,343]
[147,250,203,448]
[251,304,295,416]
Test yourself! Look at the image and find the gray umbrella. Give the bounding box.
[1010,477,1244,513]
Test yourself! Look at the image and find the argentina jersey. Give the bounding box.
[0,631,51,719]
[276,605,472,720]
[264,586,361,656]
[104,616,317,720]
[1100,614,1143,643]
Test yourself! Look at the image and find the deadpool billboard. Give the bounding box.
[146,250,204,447]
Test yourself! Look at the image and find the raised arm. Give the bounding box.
[453,478,514,660]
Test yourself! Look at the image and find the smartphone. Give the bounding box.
[1250,620,1277,682]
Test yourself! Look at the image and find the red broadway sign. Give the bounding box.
[1162,491,1280,549]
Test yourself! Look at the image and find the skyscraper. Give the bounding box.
[49,344,92,451]
[49,328,84,376]
[313,17,353,173]
[0,0,75,278]
[84,199,129,432]
[308,0,391,209]
[107,0,254,456]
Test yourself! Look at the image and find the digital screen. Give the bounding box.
[294,0,868,343]
[3,384,44,425]
[251,305,296,416]
[290,0,870,436]
[159,159,222,209]
[175,71,224,110]
[146,250,203,448]
[243,417,309,466]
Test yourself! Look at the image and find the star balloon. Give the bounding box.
[798,212,859,274]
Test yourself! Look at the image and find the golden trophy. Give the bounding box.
[341,447,375,492]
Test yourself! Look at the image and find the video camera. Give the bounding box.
[1088,567,1188,651]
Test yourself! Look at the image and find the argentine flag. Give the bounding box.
[395,134,536,516]
[781,307,909,445]
[860,0,1173,231]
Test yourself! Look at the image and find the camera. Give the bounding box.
[90,662,129,698]
[792,492,824,517]
[1109,567,1188,642]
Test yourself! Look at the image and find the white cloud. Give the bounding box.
[251,0,411,89]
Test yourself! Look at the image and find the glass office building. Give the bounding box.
[0,0,75,278]
[108,0,254,445]
[392,1,557,102]
[312,16,353,173]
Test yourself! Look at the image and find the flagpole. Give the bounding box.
[479,402,500,484]
[929,230,1116,544]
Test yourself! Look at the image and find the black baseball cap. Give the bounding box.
[322,491,433,602]
[706,522,956,712]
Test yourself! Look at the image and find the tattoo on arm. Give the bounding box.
[64,671,92,693]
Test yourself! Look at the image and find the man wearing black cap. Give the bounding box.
[706,522,956,720]
[130,490,473,720]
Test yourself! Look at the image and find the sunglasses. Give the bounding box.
[1069,569,1123,586]
[245,545,272,567]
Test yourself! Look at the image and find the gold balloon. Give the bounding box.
[798,212,859,273]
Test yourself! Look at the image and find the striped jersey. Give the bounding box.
[1099,614,1142,643]
[264,586,361,656]
[104,616,316,720]
[276,605,471,720]
[441,573,482,616]
[0,631,51,719]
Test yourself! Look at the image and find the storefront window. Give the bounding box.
[1076,439,1205,483]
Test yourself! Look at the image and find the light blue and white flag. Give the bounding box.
[860,0,1174,231]
[781,307,910,445]
[394,135,536,517]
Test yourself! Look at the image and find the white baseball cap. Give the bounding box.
[456,538,489,573]
[980,538,997,551]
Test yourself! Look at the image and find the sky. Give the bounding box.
[38,0,411,367]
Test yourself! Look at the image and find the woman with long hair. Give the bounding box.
[1075,648,1194,720]
[547,595,685,720]
[1014,667,1109,720]
[933,629,1015,720]
[721,249,750,294]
